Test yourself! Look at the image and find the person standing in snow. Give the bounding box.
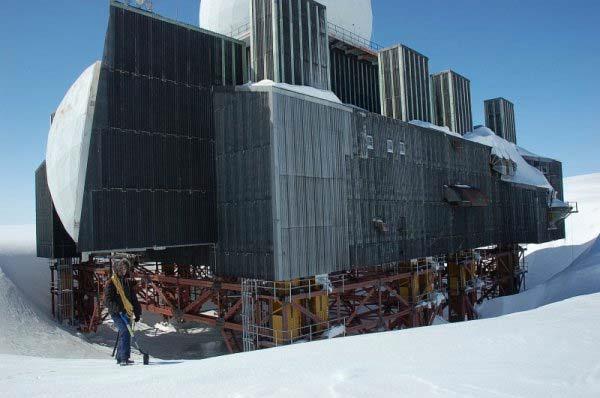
[104,258,142,366]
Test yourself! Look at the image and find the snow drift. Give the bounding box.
[528,173,600,255]
[0,267,105,359]
[480,233,600,318]
[2,293,600,397]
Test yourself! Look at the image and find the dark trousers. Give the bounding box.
[111,313,131,362]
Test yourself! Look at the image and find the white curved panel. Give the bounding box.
[46,61,101,243]
[199,0,373,40]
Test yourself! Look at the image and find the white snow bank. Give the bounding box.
[479,233,600,318]
[0,267,106,359]
[525,240,593,288]
[241,80,342,104]
[3,292,600,397]
[463,126,554,191]
[409,120,463,138]
[528,173,600,256]
[0,224,35,255]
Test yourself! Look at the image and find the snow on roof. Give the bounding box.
[241,80,342,104]
[516,145,555,162]
[463,126,554,191]
[409,120,463,138]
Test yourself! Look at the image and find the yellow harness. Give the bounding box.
[111,274,135,321]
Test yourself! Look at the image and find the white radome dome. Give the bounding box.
[199,0,373,41]
[46,61,101,243]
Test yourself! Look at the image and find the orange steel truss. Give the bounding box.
[58,245,525,353]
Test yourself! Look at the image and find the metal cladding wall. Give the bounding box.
[379,45,432,123]
[251,0,330,90]
[77,2,245,253]
[35,162,78,259]
[522,155,566,241]
[214,88,559,280]
[215,88,351,280]
[431,70,473,135]
[330,46,380,113]
[485,97,517,144]
[347,110,555,266]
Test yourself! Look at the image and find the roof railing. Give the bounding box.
[227,19,382,53]
[327,21,381,52]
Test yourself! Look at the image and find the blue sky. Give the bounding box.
[0,0,598,225]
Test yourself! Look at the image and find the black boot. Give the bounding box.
[119,359,134,366]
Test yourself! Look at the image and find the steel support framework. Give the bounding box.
[56,245,525,354]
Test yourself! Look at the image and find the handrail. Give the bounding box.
[227,19,382,52]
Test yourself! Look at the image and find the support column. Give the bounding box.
[447,255,466,323]
[497,244,521,296]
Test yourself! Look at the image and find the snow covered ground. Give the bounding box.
[523,173,600,288]
[479,233,600,318]
[0,268,106,359]
[1,292,600,397]
[477,173,600,318]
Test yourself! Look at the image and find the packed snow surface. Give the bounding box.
[480,233,600,318]
[199,0,373,40]
[45,61,101,242]
[242,79,342,103]
[464,126,554,191]
[2,293,600,397]
[409,120,463,138]
[0,268,106,359]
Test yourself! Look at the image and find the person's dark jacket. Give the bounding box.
[104,277,142,321]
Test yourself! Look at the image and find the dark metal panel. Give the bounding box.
[35,162,78,259]
[77,3,243,253]
[329,47,381,113]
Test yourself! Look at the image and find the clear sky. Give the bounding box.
[0,0,598,225]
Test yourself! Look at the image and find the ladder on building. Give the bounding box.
[241,278,258,352]
[52,259,75,325]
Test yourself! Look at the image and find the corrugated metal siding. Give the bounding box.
[214,88,558,279]
[485,98,517,144]
[252,0,329,90]
[271,91,350,280]
[35,162,78,259]
[215,91,274,279]
[78,3,244,252]
[347,110,553,267]
[215,88,351,280]
[330,47,380,113]
[378,45,431,122]
[431,71,473,135]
